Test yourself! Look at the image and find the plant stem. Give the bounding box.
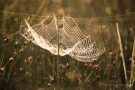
[83,60,104,88]
[54,11,60,90]
[130,36,135,87]
[116,23,128,88]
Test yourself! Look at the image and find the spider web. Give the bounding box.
[20,12,105,62]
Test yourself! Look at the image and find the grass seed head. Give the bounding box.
[9,57,14,63]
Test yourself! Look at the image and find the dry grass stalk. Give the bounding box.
[116,23,128,88]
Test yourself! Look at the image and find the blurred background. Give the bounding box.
[0,0,135,90]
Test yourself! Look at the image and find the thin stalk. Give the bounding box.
[37,63,39,89]
[56,22,59,90]
[0,44,7,68]
[130,36,135,87]
[83,59,104,88]
[116,23,128,88]
[6,52,19,90]
[54,12,60,90]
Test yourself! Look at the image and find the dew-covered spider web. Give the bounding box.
[20,11,105,62]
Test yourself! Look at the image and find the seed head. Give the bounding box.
[9,57,14,62]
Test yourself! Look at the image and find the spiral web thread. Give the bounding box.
[20,12,105,62]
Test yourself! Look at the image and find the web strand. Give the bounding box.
[20,12,105,62]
